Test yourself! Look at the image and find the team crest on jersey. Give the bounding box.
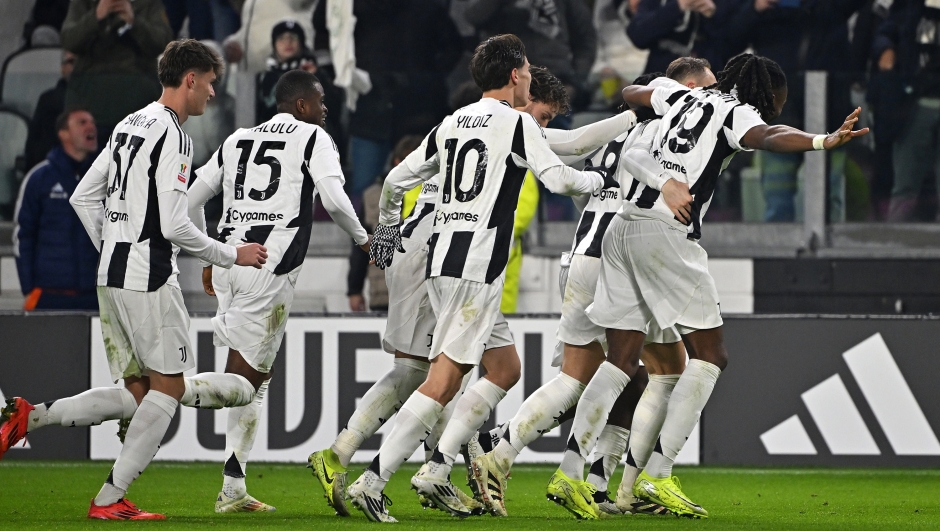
[178,163,188,183]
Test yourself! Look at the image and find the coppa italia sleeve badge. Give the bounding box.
[178,163,188,183]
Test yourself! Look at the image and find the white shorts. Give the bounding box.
[586,216,723,335]
[97,284,194,383]
[552,254,681,366]
[427,276,514,366]
[211,265,299,373]
[382,238,436,357]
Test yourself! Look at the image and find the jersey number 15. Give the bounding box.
[234,139,286,201]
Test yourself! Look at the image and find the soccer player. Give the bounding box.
[470,59,717,519]
[340,34,616,523]
[583,53,867,518]
[0,40,268,520]
[308,64,637,518]
[187,69,370,513]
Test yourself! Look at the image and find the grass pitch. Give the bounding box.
[0,461,937,530]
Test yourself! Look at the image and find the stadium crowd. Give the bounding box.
[0,0,935,311]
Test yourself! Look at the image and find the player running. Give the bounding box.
[307,65,638,518]
[340,35,616,523]
[580,53,868,519]
[0,40,267,520]
[187,69,370,513]
[470,59,717,519]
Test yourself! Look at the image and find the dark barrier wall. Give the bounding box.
[706,317,940,466]
[0,313,91,460]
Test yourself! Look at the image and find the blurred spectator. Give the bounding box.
[465,0,597,114]
[592,0,648,99]
[627,0,715,74]
[256,19,317,123]
[720,0,863,222]
[13,109,99,311]
[23,0,70,46]
[344,0,462,196]
[874,0,940,221]
[347,135,423,312]
[163,0,214,40]
[853,0,896,219]
[60,0,173,141]
[25,51,75,171]
[162,0,240,41]
[223,0,315,74]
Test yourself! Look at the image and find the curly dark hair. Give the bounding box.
[528,65,570,116]
[712,53,787,120]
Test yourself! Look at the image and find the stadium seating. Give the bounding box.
[0,46,61,118]
[0,106,28,220]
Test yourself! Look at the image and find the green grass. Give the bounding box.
[0,461,938,530]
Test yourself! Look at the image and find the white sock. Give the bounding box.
[434,378,506,467]
[559,362,629,481]
[333,358,428,467]
[425,372,472,461]
[587,425,629,493]
[370,391,443,490]
[28,388,137,431]
[492,373,584,473]
[94,390,177,506]
[222,378,269,499]
[180,373,255,409]
[621,373,679,494]
[645,360,721,479]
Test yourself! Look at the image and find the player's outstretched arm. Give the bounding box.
[69,152,110,251]
[318,175,369,247]
[545,110,638,162]
[377,145,440,227]
[742,107,870,153]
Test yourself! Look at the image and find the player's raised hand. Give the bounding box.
[662,178,694,225]
[824,107,870,150]
[202,267,215,296]
[370,224,402,270]
[235,243,268,268]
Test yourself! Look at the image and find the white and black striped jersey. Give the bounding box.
[622,80,766,239]
[568,129,631,258]
[390,98,603,284]
[86,102,195,291]
[196,113,343,275]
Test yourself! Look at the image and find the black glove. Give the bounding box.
[370,223,403,270]
[584,165,620,190]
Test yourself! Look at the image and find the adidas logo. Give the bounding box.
[49,182,68,199]
[761,333,940,456]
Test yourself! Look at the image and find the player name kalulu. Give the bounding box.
[249,122,300,134]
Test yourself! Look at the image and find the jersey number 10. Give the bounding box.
[442,137,488,204]
[234,139,286,201]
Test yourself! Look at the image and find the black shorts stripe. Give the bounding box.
[425,232,439,279]
[401,202,435,239]
[106,242,131,288]
[244,224,275,245]
[635,186,661,209]
[440,231,473,278]
[573,210,595,250]
[584,212,615,258]
[273,223,312,275]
